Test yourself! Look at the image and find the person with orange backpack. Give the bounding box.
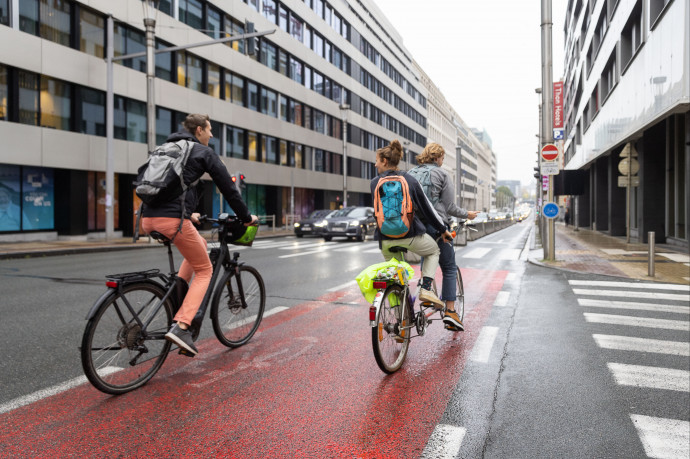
[371,139,452,308]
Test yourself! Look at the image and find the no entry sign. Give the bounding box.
[541,143,559,161]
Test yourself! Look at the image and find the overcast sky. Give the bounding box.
[373,0,567,186]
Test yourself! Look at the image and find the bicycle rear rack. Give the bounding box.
[105,269,161,283]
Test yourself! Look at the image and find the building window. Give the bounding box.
[313,71,323,95]
[19,166,55,231]
[226,18,245,54]
[126,98,146,143]
[78,87,105,136]
[208,120,221,155]
[304,105,311,130]
[260,41,277,70]
[157,0,173,16]
[278,5,288,32]
[650,0,673,27]
[304,66,312,90]
[278,50,288,76]
[115,24,146,72]
[294,144,303,169]
[39,76,71,131]
[0,0,9,26]
[261,87,277,118]
[263,136,278,164]
[279,95,288,121]
[156,107,172,145]
[19,0,39,36]
[226,126,245,159]
[313,110,325,134]
[79,8,104,58]
[206,4,222,39]
[289,57,303,84]
[248,81,259,111]
[247,131,258,161]
[155,39,174,82]
[290,14,303,42]
[207,63,221,98]
[179,0,203,29]
[600,50,617,102]
[279,140,288,166]
[230,73,244,106]
[0,65,7,120]
[293,100,303,126]
[262,0,277,23]
[178,52,204,92]
[621,1,643,71]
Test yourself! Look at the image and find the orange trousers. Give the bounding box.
[141,217,211,326]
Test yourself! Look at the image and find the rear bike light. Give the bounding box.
[369,306,376,321]
[105,281,118,288]
[372,281,387,290]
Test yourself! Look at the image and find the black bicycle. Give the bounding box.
[80,214,265,395]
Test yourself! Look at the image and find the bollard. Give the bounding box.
[648,231,655,277]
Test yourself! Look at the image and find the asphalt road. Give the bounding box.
[1,221,688,457]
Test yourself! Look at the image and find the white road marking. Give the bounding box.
[572,289,689,302]
[493,291,510,307]
[569,280,690,292]
[600,249,648,255]
[462,247,491,259]
[0,367,121,415]
[505,272,517,282]
[279,241,337,250]
[333,245,366,252]
[327,280,357,292]
[584,313,689,331]
[593,334,690,356]
[630,414,690,459]
[364,248,383,254]
[658,253,690,263]
[470,326,499,363]
[279,248,330,258]
[578,298,690,314]
[421,424,466,459]
[607,363,690,392]
[498,249,521,260]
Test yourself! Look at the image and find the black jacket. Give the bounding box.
[141,131,251,223]
[370,170,446,241]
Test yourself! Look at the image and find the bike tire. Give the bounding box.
[81,282,173,395]
[372,284,410,373]
[211,265,266,348]
[456,267,465,321]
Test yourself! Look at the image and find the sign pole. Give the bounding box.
[626,146,631,243]
[541,0,555,261]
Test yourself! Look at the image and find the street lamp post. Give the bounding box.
[142,0,158,152]
[339,103,349,208]
[455,146,463,208]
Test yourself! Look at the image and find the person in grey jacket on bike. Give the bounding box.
[409,142,478,331]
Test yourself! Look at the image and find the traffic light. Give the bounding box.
[533,165,541,179]
[245,21,257,56]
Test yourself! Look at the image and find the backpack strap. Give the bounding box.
[171,140,196,242]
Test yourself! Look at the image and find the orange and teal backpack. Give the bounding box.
[373,174,414,238]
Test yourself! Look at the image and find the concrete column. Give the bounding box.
[608,152,627,236]
[594,158,609,232]
[577,171,591,228]
[640,120,667,243]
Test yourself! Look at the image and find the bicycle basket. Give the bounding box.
[224,221,258,246]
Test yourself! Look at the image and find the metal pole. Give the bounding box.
[144,17,156,152]
[541,0,554,261]
[626,146,631,243]
[648,231,655,277]
[340,104,349,207]
[105,15,114,241]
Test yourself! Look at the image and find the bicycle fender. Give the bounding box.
[370,290,385,327]
[85,289,116,320]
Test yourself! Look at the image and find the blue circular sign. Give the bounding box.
[543,202,559,219]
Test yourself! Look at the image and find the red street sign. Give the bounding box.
[541,143,559,161]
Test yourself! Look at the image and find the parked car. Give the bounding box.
[293,209,335,238]
[322,206,376,242]
[473,212,489,223]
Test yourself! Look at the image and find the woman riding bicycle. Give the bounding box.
[371,140,452,309]
[141,113,258,356]
[409,143,478,331]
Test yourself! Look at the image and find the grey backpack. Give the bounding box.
[408,164,440,206]
[134,139,196,207]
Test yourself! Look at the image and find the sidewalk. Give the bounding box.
[528,222,690,285]
[0,226,295,260]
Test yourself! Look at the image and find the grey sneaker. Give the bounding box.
[165,323,198,356]
[418,288,444,309]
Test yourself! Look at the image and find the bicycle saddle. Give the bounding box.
[148,231,172,243]
[388,246,408,253]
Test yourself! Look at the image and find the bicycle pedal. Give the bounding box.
[178,348,196,358]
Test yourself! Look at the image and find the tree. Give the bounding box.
[496,186,515,211]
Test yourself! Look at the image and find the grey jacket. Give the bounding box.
[413,164,469,225]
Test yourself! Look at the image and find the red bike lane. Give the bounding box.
[1,268,507,458]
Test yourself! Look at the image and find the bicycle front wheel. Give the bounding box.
[211,265,266,348]
[455,267,465,321]
[80,282,173,395]
[372,284,410,373]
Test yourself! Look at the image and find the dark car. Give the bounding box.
[294,209,335,238]
[322,206,376,242]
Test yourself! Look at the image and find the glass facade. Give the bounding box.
[0,165,54,232]
[79,8,104,57]
[0,64,6,120]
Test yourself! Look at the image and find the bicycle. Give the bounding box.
[80,213,266,395]
[369,220,475,373]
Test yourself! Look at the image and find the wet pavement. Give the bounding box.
[528,222,689,285]
[1,222,688,286]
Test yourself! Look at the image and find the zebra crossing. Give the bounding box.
[568,279,690,459]
[208,237,525,260]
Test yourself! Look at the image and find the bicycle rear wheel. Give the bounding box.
[455,267,465,321]
[81,282,173,395]
[211,265,266,347]
[372,284,410,373]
